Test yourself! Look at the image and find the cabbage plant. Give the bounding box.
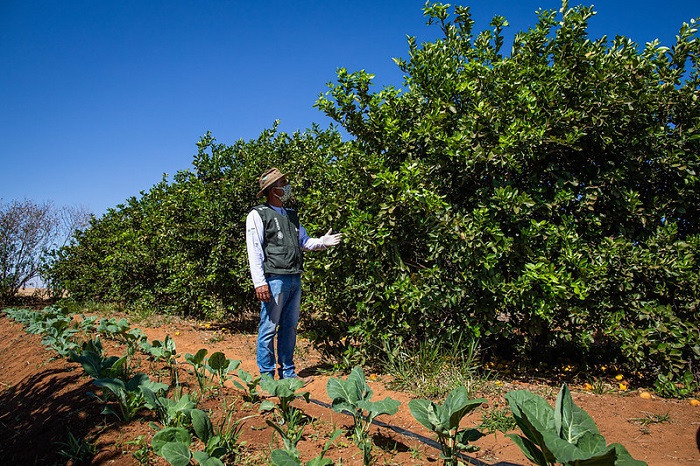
[505,383,647,465]
[327,366,400,465]
[408,386,485,465]
[206,351,241,388]
[91,373,167,422]
[260,376,311,457]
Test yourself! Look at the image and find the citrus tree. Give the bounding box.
[308,1,699,381]
[47,2,699,384]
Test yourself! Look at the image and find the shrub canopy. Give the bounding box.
[48,3,700,381]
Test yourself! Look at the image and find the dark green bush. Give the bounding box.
[47,2,699,385]
[48,124,345,318]
[308,2,699,380]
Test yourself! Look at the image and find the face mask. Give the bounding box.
[274,184,292,203]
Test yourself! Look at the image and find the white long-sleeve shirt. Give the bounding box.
[245,205,326,288]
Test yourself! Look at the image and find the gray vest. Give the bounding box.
[253,204,303,275]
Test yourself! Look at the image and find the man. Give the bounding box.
[245,167,342,381]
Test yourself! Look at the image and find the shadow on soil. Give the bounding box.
[0,366,116,464]
[221,309,259,334]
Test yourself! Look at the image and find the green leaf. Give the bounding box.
[161,441,192,466]
[140,379,169,396]
[326,377,352,404]
[327,366,372,411]
[356,397,400,417]
[259,400,276,412]
[408,398,440,431]
[93,377,125,396]
[443,387,485,428]
[271,449,302,466]
[457,428,484,445]
[505,390,556,462]
[192,451,225,466]
[542,431,617,464]
[190,408,213,443]
[610,443,648,466]
[172,394,196,412]
[232,380,245,391]
[207,352,228,371]
[141,386,158,409]
[555,383,600,444]
[505,433,549,466]
[575,431,608,455]
[306,458,334,466]
[186,348,208,365]
[125,373,150,392]
[152,427,191,454]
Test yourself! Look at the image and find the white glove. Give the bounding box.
[320,228,342,247]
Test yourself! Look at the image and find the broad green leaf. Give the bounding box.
[172,394,196,412]
[192,451,225,466]
[125,373,150,392]
[505,433,549,466]
[555,383,600,444]
[161,441,192,466]
[190,408,213,443]
[259,400,276,412]
[575,431,608,455]
[238,369,253,383]
[408,398,440,431]
[346,366,372,402]
[260,374,278,394]
[207,352,227,370]
[164,335,176,352]
[231,379,246,391]
[260,375,304,398]
[330,397,355,415]
[326,377,353,406]
[152,427,191,454]
[542,431,616,464]
[327,366,370,409]
[443,386,469,426]
[186,348,208,365]
[140,379,169,395]
[610,443,648,466]
[93,377,126,396]
[505,390,556,462]
[271,449,302,466]
[306,458,334,466]
[141,386,158,409]
[356,397,400,418]
[456,428,484,445]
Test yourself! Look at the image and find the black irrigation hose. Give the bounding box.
[308,397,495,466]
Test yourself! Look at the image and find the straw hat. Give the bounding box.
[257,167,287,198]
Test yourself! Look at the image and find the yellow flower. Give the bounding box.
[495,380,504,386]
[600,366,607,371]
[175,331,180,336]
[369,374,378,381]
[584,383,593,391]
[615,374,624,381]
[690,398,700,407]
[639,391,652,399]
[204,323,211,329]
[619,383,628,391]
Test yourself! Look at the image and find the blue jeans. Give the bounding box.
[256,273,302,379]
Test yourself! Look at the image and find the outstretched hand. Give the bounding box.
[321,228,342,247]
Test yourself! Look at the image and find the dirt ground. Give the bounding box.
[0,307,698,465]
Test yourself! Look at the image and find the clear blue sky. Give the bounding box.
[1,1,697,216]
